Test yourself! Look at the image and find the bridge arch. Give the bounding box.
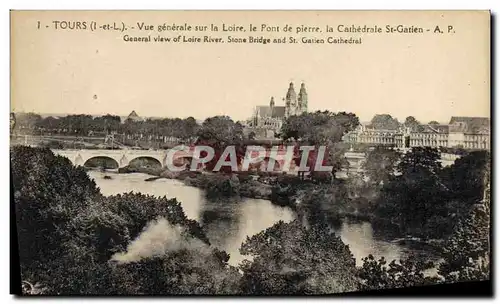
[83,156,119,169]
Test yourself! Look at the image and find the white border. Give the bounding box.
[2,1,498,303]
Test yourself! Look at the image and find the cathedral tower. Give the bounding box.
[297,82,308,113]
[285,82,297,117]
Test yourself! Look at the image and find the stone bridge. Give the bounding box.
[52,147,461,171]
[51,147,296,170]
[52,148,196,168]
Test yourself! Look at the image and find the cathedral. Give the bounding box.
[249,82,308,137]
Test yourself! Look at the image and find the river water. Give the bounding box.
[87,170,440,268]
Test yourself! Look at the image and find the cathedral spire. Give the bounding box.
[298,82,308,113]
[286,82,297,106]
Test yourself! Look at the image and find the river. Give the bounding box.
[87,170,441,269]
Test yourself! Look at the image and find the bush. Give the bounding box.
[11,146,239,295]
[357,255,439,291]
[239,220,359,294]
[11,147,100,285]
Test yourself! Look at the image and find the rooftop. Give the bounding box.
[256,105,286,118]
[449,117,490,134]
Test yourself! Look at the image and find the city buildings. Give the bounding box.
[344,116,490,150]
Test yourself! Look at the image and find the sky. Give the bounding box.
[11,11,490,123]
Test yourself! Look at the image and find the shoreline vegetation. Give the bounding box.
[94,165,442,252]
[13,146,489,295]
[11,109,490,294]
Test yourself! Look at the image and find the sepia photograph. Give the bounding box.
[9,10,491,296]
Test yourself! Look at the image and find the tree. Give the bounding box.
[182,117,199,140]
[438,203,490,283]
[404,116,424,132]
[14,112,42,133]
[93,114,121,133]
[12,146,230,295]
[333,111,360,133]
[397,147,442,176]
[11,146,100,292]
[197,116,244,144]
[440,151,490,206]
[280,111,358,143]
[280,111,359,178]
[428,121,440,126]
[36,116,60,134]
[111,248,241,295]
[369,114,400,130]
[239,220,358,294]
[375,147,450,238]
[205,174,240,198]
[358,255,439,290]
[363,146,401,186]
[195,116,245,173]
[438,162,490,283]
[295,183,350,226]
[105,193,209,243]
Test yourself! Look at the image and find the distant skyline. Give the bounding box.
[11,11,490,124]
[15,110,488,126]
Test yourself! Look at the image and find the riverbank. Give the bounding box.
[116,165,275,199]
[114,166,376,218]
[89,168,446,264]
[110,166,446,252]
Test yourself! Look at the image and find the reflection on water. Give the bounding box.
[87,171,295,265]
[87,171,439,268]
[337,219,442,272]
[336,220,404,264]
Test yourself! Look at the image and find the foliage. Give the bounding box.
[195,116,246,173]
[11,146,100,282]
[12,145,491,295]
[239,220,358,294]
[11,146,241,295]
[296,182,350,226]
[110,248,241,295]
[358,255,439,290]
[438,162,490,283]
[280,110,358,143]
[105,193,209,243]
[280,111,358,177]
[373,147,490,241]
[374,147,450,238]
[438,205,490,283]
[13,112,42,133]
[369,114,400,130]
[363,146,401,186]
[205,174,241,198]
[12,112,200,141]
[197,115,244,144]
[440,151,490,206]
[397,146,442,176]
[404,116,424,132]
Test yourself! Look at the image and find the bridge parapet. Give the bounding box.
[51,147,463,170]
[52,149,168,168]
